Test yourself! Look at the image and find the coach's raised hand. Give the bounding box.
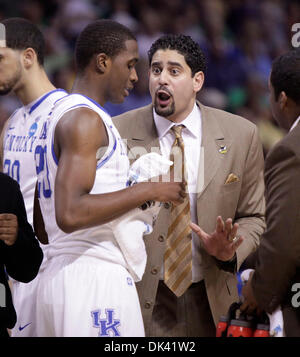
[0,213,18,246]
[190,216,244,262]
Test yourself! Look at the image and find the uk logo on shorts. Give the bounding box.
[91,309,121,337]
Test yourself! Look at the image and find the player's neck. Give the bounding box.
[15,68,56,106]
[71,74,106,107]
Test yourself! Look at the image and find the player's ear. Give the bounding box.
[95,53,111,74]
[22,48,36,69]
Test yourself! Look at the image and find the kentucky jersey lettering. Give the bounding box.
[4,133,38,153]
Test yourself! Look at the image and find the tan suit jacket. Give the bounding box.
[113,102,265,333]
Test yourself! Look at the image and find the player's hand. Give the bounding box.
[190,216,244,261]
[151,181,187,206]
[0,213,18,246]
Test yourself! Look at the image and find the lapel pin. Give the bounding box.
[218,145,227,154]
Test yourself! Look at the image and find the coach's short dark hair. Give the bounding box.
[75,19,136,72]
[148,34,206,76]
[270,48,300,105]
[1,17,45,65]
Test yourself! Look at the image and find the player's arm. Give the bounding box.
[54,108,185,233]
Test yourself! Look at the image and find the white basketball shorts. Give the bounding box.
[36,254,145,337]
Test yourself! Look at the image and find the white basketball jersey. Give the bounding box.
[36,94,130,268]
[2,89,68,225]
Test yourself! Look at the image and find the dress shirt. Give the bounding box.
[153,103,204,282]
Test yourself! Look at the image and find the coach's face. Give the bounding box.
[149,49,204,123]
[108,39,139,103]
[0,47,22,95]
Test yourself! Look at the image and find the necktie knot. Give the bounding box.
[171,125,184,139]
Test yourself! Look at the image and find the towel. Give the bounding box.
[111,153,173,282]
[240,269,285,337]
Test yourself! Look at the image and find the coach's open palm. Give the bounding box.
[0,213,18,246]
[190,216,244,261]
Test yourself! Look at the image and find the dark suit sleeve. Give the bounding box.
[234,125,266,270]
[251,143,300,313]
[2,180,43,283]
[0,265,17,331]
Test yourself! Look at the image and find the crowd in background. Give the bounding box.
[0,0,299,155]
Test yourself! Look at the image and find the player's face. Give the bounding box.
[149,49,203,122]
[108,39,139,103]
[0,47,22,95]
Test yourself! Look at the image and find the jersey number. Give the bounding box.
[35,145,52,198]
[3,159,20,183]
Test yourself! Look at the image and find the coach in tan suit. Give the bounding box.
[113,34,265,337]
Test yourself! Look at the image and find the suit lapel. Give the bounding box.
[197,102,232,198]
[127,104,161,154]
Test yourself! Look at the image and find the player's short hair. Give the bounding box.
[270,48,300,105]
[148,34,206,77]
[75,19,137,73]
[1,17,45,65]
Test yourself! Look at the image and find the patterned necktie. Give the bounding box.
[164,125,192,297]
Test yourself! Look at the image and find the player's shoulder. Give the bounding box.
[54,93,108,115]
[55,93,89,107]
[54,95,105,134]
[50,94,92,120]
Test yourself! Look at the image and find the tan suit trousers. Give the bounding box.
[149,280,216,337]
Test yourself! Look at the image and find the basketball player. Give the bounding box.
[0,18,67,336]
[34,20,185,337]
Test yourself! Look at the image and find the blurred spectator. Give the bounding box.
[110,0,138,32]
[197,88,228,110]
[237,18,272,83]
[135,6,164,58]
[0,0,298,155]
[18,0,44,25]
[56,0,97,50]
[235,73,286,155]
